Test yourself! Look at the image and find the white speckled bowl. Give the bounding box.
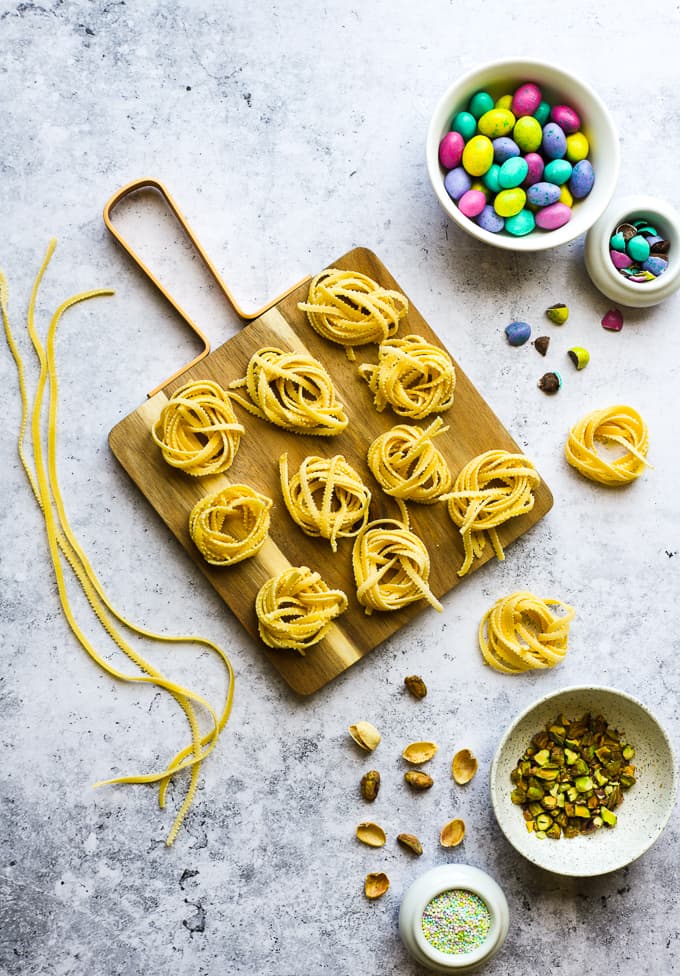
[490,686,677,876]
[426,59,620,251]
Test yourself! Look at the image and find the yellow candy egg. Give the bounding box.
[495,93,513,111]
[494,187,526,218]
[462,135,494,177]
[477,108,516,139]
[470,180,489,199]
[559,184,574,208]
[565,132,590,163]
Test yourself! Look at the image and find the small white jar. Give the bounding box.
[584,194,680,307]
[399,864,509,973]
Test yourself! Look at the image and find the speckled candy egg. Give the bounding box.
[513,116,543,153]
[492,137,520,163]
[569,159,595,199]
[475,204,505,233]
[458,189,487,218]
[511,82,542,117]
[444,166,472,201]
[439,131,465,170]
[522,152,544,186]
[550,104,581,134]
[494,187,526,218]
[526,181,561,207]
[462,135,494,176]
[535,202,572,230]
[533,100,551,125]
[541,122,567,160]
[477,109,515,139]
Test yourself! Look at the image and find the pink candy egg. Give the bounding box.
[550,104,581,134]
[458,189,487,218]
[535,202,572,230]
[439,131,465,170]
[522,152,545,187]
[511,82,542,117]
[610,249,633,270]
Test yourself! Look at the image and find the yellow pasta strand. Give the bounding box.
[367,417,452,507]
[565,405,650,485]
[298,268,408,359]
[152,379,244,476]
[479,592,575,674]
[1,242,235,846]
[358,334,456,419]
[444,450,540,577]
[279,453,371,552]
[229,346,348,435]
[255,566,348,653]
[352,517,443,615]
[189,484,272,565]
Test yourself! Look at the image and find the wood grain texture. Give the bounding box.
[109,247,553,694]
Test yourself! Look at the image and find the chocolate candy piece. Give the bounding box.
[538,371,562,394]
[534,336,550,356]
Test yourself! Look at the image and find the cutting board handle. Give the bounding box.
[103,177,309,397]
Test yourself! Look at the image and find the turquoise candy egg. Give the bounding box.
[452,111,477,141]
[627,235,651,263]
[505,209,536,236]
[498,156,529,189]
[610,232,626,252]
[513,116,543,153]
[534,101,551,126]
[477,108,515,139]
[544,158,573,186]
[468,90,494,119]
[483,163,502,194]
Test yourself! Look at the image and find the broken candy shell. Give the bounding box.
[568,346,590,370]
[545,303,569,324]
[601,309,623,332]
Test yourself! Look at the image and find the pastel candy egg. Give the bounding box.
[477,108,515,139]
[475,204,505,233]
[439,131,465,169]
[542,122,567,159]
[559,184,574,208]
[565,131,589,163]
[468,90,494,119]
[462,134,494,176]
[498,156,529,189]
[544,158,573,186]
[482,164,502,194]
[495,94,513,111]
[642,255,668,276]
[610,249,633,270]
[535,202,572,230]
[550,104,581,134]
[458,189,487,218]
[610,232,627,252]
[452,111,477,141]
[494,187,526,218]
[470,181,488,197]
[493,137,521,163]
[511,82,542,117]
[513,116,543,153]
[533,100,551,125]
[522,152,544,186]
[569,159,594,198]
[527,181,562,207]
[505,209,536,236]
[444,166,472,201]
[627,235,651,262]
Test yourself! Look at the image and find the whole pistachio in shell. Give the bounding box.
[364,872,390,899]
[440,818,466,848]
[397,833,423,856]
[452,748,479,785]
[356,822,387,847]
[402,741,438,764]
[349,721,381,752]
[404,770,434,791]
[360,769,381,802]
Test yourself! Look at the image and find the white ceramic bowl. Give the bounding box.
[490,685,677,876]
[584,194,680,307]
[426,59,620,251]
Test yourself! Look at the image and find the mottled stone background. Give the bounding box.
[1,2,679,975]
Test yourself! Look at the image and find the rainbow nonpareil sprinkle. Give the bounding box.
[421,889,491,955]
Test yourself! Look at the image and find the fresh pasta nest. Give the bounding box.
[255,566,348,653]
[279,453,371,552]
[479,591,575,674]
[298,268,408,358]
[444,450,540,577]
[152,379,244,476]
[565,405,650,485]
[358,334,456,419]
[367,417,452,505]
[352,518,443,615]
[228,346,348,436]
[189,485,272,566]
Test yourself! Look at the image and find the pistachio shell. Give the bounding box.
[397,833,423,856]
[404,770,434,790]
[364,871,390,899]
[356,821,387,847]
[402,741,438,764]
[440,818,466,847]
[349,721,381,752]
[451,748,479,785]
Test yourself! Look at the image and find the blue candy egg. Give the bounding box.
[505,210,536,237]
[641,255,668,276]
[482,163,502,194]
[569,159,595,199]
[492,137,521,163]
[526,181,562,207]
[444,166,472,201]
[543,159,573,186]
[498,156,529,189]
[475,204,505,233]
[542,122,567,160]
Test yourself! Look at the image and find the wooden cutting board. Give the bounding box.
[109,247,553,694]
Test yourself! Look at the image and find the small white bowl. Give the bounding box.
[584,194,680,307]
[490,685,677,876]
[426,59,620,251]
